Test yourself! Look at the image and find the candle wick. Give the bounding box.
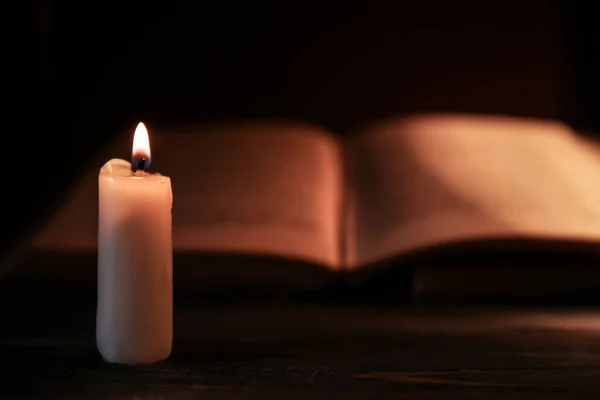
[131,155,151,173]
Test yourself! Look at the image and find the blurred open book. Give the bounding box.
[24,114,600,301]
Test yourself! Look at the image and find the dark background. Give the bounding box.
[6,0,599,272]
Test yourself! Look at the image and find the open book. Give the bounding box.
[28,114,600,300]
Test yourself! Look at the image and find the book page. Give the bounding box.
[34,121,343,268]
[346,114,600,268]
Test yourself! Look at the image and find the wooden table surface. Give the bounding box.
[3,305,600,399]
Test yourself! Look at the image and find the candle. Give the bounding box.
[96,122,173,364]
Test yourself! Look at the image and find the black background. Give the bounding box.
[5,0,598,267]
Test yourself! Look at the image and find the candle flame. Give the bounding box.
[132,122,151,159]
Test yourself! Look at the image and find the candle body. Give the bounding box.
[97,159,173,364]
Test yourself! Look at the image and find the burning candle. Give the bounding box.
[96,122,173,364]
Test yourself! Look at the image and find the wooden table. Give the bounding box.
[3,305,600,399]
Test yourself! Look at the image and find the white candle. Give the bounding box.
[96,122,173,365]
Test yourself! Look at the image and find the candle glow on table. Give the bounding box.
[96,122,173,365]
